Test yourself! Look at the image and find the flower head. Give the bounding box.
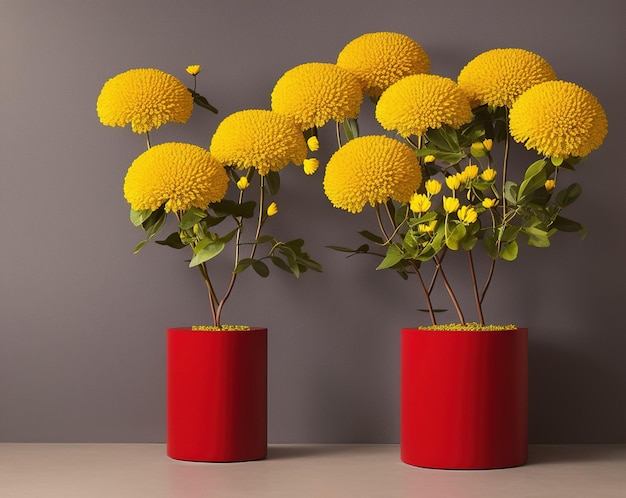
[236,176,250,190]
[410,193,431,213]
[337,32,430,98]
[123,143,228,212]
[443,196,460,213]
[186,65,201,76]
[376,74,472,137]
[481,168,497,181]
[418,220,437,233]
[97,68,193,134]
[482,139,493,151]
[267,202,279,217]
[307,136,320,152]
[462,164,479,181]
[457,205,478,224]
[423,154,436,164]
[303,157,320,175]
[445,175,462,191]
[324,135,422,213]
[457,48,556,108]
[425,179,442,196]
[544,179,556,191]
[271,63,363,130]
[210,109,307,176]
[509,81,608,158]
[482,198,498,209]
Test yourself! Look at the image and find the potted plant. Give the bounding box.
[272,32,608,469]
[96,65,321,462]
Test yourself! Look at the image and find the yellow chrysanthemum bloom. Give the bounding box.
[97,68,193,134]
[271,63,363,130]
[410,193,431,213]
[267,202,279,217]
[186,65,201,76]
[457,48,556,108]
[457,205,478,224]
[425,179,442,196]
[123,143,228,213]
[307,136,320,152]
[509,81,608,158]
[303,158,320,175]
[210,110,307,176]
[337,32,430,98]
[376,74,472,137]
[443,196,460,214]
[544,179,556,191]
[324,135,422,214]
[482,198,498,209]
[481,168,497,181]
[445,175,462,191]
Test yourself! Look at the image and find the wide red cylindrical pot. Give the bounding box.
[167,327,267,462]
[401,327,528,469]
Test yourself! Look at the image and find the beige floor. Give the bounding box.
[1,444,625,498]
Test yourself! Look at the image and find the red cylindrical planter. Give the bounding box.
[167,327,267,462]
[401,327,528,469]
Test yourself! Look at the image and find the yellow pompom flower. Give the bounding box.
[509,81,608,158]
[445,175,462,191]
[544,179,556,191]
[482,198,498,209]
[267,202,279,217]
[271,63,363,130]
[425,179,442,196]
[236,176,250,190]
[307,136,320,152]
[324,135,422,214]
[97,68,193,134]
[410,193,431,213]
[123,143,228,212]
[186,65,201,76]
[457,48,556,108]
[376,74,472,137]
[210,110,307,176]
[303,158,320,175]
[337,32,430,98]
[443,196,460,214]
[457,205,478,224]
[481,168,497,181]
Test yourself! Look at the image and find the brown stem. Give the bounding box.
[480,258,497,305]
[411,261,437,325]
[434,254,465,325]
[467,251,484,326]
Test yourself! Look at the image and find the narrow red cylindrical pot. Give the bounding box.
[167,327,267,462]
[401,328,528,469]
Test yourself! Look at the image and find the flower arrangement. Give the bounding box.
[272,32,608,328]
[97,66,321,328]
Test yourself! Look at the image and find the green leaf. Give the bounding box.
[278,245,300,277]
[255,235,275,244]
[556,183,582,208]
[523,227,551,248]
[178,208,208,230]
[234,258,256,274]
[359,230,384,244]
[252,259,270,277]
[130,208,153,227]
[504,181,519,206]
[552,215,585,234]
[445,222,467,251]
[483,235,499,259]
[500,240,519,261]
[270,256,292,274]
[189,89,218,114]
[426,126,461,152]
[189,240,225,267]
[376,244,405,270]
[343,118,360,141]
[156,232,186,249]
[517,160,547,204]
[266,171,280,196]
[210,199,256,218]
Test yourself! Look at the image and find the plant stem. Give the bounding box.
[467,251,484,326]
[411,261,437,325]
[480,258,496,305]
[434,254,465,325]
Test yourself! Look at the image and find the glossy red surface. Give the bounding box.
[401,328,528,469]
[166,327,267,462]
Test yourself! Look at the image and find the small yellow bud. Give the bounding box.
[457,205,478,224]
[463,164,479,180]
[443,196,460,214]
[445,175,461,190]
[409,193,431,213]
[470,142,486,158]
[425,179,442,196]
[267,202,278,217]
[307,136,320,152]
[545,179,556,191]
[482,139,493,151]
[481,168,497,182]
[482,198,498,209]
[303,157,319,175]
[423,154,436,164]
[418,220,437,233]
[236,176,250,190]
[186,65,201,76]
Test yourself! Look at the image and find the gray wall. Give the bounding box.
[1,0,624,443]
